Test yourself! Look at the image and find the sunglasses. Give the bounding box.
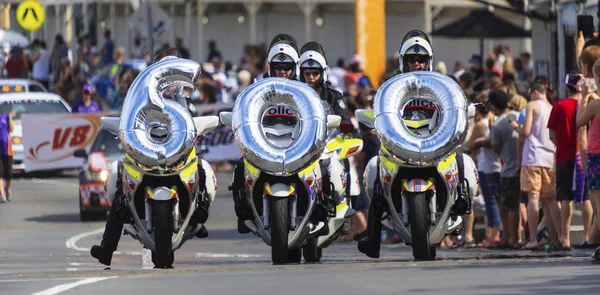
[273,64,294,71]
[82,90,93,94]
[303,70,320,77]
[406,55,429,64]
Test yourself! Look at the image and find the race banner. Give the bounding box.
[194,102,241,162]
[22,113,104,172]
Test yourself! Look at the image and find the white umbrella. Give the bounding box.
[0,29,30,48]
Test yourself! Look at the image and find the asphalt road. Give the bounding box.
[0,171,598,295]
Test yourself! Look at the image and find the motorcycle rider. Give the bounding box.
[90,47,209,266]
[298,41,358,215]
[231,34,302,233]
[357,30,471,258]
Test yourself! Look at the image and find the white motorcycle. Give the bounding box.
[220,78,362,264]
[356,71,479,261]
[101,58,220,268]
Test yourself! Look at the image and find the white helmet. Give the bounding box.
[267,43,300,79]
[398,31,434,73]
[299,50,328,82]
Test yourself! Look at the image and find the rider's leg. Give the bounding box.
[231,157,251,233]
[91,197,124,266]
[195,159,211,238]
[357,157,382,258]
[91,161,123,266]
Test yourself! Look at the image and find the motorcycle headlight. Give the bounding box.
[100,170,108,182]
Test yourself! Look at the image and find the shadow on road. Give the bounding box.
[25,213,106,223]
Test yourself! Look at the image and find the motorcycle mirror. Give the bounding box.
[193,116,220,137]
[327,115,341,130]
[101,117,120,136]
[219,112,233,127]
[355,109,374,128]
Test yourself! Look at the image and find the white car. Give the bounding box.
[0,93,71,173]
[0,79,48,93]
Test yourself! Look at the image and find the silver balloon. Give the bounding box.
[373,71,468,166]
[232,77,328,176]
[119,58,200,170]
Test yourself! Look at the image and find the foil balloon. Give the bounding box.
[119,58,200,170]
[373,71,468,166]
[232,77,328,176]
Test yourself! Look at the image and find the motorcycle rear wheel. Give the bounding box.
[408,192,436,261]
[152,201,175,268]
[270,197,289,265]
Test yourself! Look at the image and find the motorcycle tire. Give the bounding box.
[270,197,289,265]
[302,238,319,263]
[152,201,175,268]
[408,192,436,261]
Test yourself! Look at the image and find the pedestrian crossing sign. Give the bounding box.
[16,0,45,32]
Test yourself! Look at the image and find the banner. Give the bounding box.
[355,0,386,89]
[194,102,241,162]
[22,105,240,172]
[22,113,104,172]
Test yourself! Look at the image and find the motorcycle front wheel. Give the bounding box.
[152,201,175,268]
[270,197,290,265]
[408,192,436,261]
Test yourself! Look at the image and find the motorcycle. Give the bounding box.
[101,58,220,268]
[355,71,479,261]
[220,78,362,264]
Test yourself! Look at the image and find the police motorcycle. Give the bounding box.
[101,58,220,268]
[356,71,478,261]
[219,78,362,264]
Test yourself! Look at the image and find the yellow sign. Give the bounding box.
[16,0,45,32]
[355,0,385,89]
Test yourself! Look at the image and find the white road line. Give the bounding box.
[65,228,142,255]
[68,229,261,260]
[31,276,117,295]
[0,278,80,283]
[195,253,263,258]
[65,228,104,252]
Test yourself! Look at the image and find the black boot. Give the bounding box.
[195,224,209,238]
[357,195,383,259]
[91,245,113,266]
